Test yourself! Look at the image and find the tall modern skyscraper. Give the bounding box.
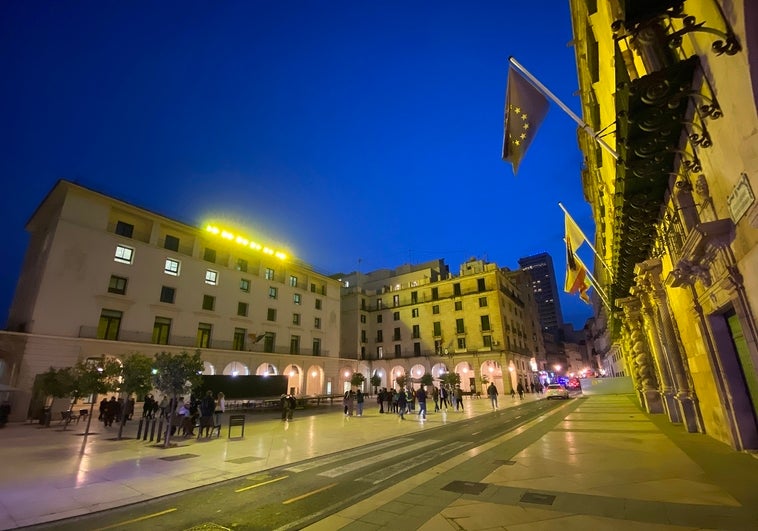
[518,253,563,334]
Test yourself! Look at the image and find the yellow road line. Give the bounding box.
[282,482,337,505]
[235,475,288,492]
[94,508,177,530]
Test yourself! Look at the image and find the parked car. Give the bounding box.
[545,384,569,400]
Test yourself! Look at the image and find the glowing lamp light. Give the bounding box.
[231,370,239,377]
[508,366,514,372]
[249,241,262,251]
[263,247,274,255]
[488,366,494,373]
[344,371,350,377]
[275,251,287,260]
[311,371,317,377]
[206,225,220,235]
[236,236,249,246]
[462,367,468,373]
[221,230,234,240]
[289,371,295,377]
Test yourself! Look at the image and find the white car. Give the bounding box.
[545,384,569,400]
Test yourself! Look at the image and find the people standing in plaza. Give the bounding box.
[455,386,463,411]
[439,385,449,410]
[432,385,440,412]
[487,382,499,410]
[158,395,169,419]
[517,382,525,399]
[99,397,108,422]
[281,394,291,421]
[125,396,135,420]
[344,389,355,416]
[416,385,427,421]
[199,390,215,437]
[214,392,225,427]
[383,389,392,414]
[356,389,364,416]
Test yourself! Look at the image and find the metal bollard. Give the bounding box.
[136,418,144,439]
[152,419,161,442]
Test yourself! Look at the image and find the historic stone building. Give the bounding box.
[569,0,758,450]
[338,258,547,396]
[0,180,345,420]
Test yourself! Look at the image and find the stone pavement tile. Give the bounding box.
[506,514,699,531]
[416,512,459,531]
[68,481,142,505]
[302,514,356,531]
[597,478,740,506]
[440,500,567,530]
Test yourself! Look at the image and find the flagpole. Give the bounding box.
[559,202,614,281]
[508,57,619,160]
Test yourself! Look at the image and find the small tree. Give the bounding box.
[439,371,460,389]
[72,357,122,436]
[115,352,155,440]
[395,374,407,390]
[152,350,204,447]
[36,367,76,428]
[370,373,382,394]
[420,373,434,387]
[350,372,366,390]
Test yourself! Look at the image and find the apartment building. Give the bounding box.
[0,180,345,420]
[338,258,546,395]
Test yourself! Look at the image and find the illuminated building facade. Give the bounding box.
[1,180,344,420]
[338,258,546,395]
[569,1,758,449]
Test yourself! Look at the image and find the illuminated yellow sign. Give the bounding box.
[205,225,288,261]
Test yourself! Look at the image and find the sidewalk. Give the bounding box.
[2,393,757,530]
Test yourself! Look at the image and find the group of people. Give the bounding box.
[98,395,135,427]
[371,384,465,420]
[98,391,226,437]
[342,389,365,416]
[170,391,226,438]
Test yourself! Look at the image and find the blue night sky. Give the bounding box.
[0,1,595,329]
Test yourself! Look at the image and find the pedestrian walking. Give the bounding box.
[487,382,499,410]
[397,388,407,420]
[517,382,525,399]
[455,386,463,410]
[432,385,440,412]
[416,385,427,421]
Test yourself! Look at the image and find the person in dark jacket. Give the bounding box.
[199,390,216,438]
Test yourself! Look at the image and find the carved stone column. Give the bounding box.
[616,296,663,414]
[636,259,701,432]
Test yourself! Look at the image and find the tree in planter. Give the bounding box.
[369,373,382,395]
[350,372,366,392]
[439,371,461,390]
[420,373,434,388]
[151,350,204,448]
[115,352,155,440]
[35,366,77,428]
[72,357,122,436]
[480,373,489,396]
[395,374,407,390]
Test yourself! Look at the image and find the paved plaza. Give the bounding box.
[1,393,758,530]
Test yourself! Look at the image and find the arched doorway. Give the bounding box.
[282,364,302,395]
[223,361,249,376]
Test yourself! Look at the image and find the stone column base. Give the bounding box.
[662,392,682,423]
[643,389,664,414]
[676,394,702,433]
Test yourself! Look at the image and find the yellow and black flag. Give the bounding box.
[502,66,549,174]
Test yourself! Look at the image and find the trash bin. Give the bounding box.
[41,406,52,427]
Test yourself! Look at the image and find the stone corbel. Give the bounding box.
[667,219,735,288]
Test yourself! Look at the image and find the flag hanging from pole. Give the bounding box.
[564,215,592,304]
[502,66,550,175]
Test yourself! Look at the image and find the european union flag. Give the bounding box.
[502,66,549,175]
